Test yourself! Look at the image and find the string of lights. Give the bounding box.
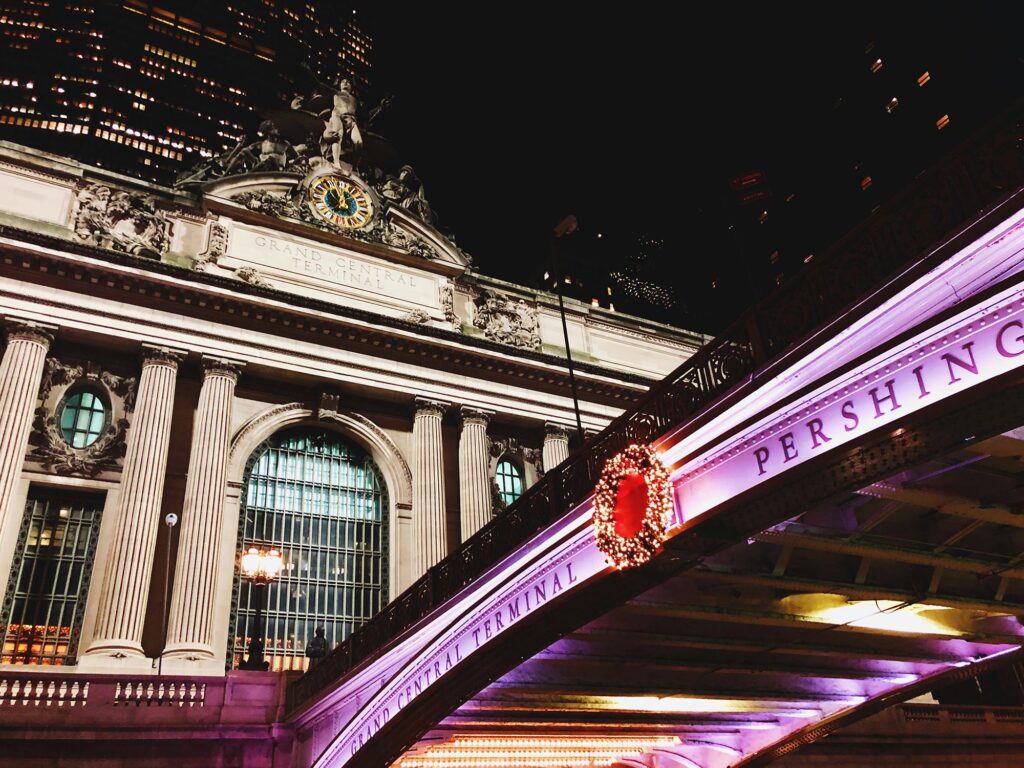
[593,443,673,569]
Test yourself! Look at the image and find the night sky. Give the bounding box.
[362,4,1023,333]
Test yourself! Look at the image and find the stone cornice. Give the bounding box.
[0,224,656,404]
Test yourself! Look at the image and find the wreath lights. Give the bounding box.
[593,443,673,569]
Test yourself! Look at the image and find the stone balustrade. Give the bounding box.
[0,670,283,725]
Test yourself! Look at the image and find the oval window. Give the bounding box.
[59,388,108,448]
[495,458,524,506]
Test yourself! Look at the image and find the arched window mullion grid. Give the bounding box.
[228,427,388,672]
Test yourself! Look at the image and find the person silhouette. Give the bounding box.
[305,626,328,666]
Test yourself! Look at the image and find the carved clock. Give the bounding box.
[307,175,373,229]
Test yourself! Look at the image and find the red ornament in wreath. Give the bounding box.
[593,443,673,569]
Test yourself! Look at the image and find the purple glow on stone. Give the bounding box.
[660,209,1024,472]
[673,284,1024,528]
[301,210,1024,768]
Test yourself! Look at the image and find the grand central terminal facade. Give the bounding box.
[0,139,705,678]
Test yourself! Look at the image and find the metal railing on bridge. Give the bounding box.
[286,100,1024,712]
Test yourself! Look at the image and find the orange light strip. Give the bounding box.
[400,735,681,767]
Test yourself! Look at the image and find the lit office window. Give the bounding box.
[0,490,104,665]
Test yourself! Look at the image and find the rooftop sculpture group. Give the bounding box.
[175,70,436,228]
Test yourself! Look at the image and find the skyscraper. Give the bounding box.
[711,17,1022,322]
[0,0,372,182]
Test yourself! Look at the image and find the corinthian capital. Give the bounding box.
[5,318,57,348]
[201,356,245,381]
[544,422,570,441]
[141,344,187,369]
[459,406,492,429]
[413,397,448,419]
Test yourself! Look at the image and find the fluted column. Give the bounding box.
[543,422,570,472]
[413,398,448,573]
[459,407,492,542]
[0,320,55,544]
[163,357,244,666]
[82,346,184,665]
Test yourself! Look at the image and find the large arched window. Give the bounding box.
[229,427,388,671]
[495,458,524,506]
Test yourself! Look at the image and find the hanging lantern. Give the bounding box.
[593,443,673,569]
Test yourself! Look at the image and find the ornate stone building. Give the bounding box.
[0,137,705,677]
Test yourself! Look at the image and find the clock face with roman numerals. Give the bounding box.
[308,175,373,229]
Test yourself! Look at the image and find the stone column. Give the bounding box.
[163,357,244,668]
[459,407,492,542]
[413,398,447,574]
[543,423,571,472]
[82,346,184,666]
[0,320,55,575]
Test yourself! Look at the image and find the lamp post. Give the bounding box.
[550,215,585,443]
[238,546,283,671]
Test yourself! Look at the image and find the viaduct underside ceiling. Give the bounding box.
[402,428,1024,767]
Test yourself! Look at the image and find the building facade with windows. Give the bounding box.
[0,0,372,183]
[0,138,705,677]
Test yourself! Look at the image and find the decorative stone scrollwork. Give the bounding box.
[345,219,438,259]
[490,479,508,514]
[73,182,170,258]
[440,284,459,331]
[490,436,544,515]
[400,309,430,325]
[490,435,543,475]
[524,446,543,475]
[235,266,272,288]
[29,358,137,477]
[472,289,542,350]
[37,357,82,402]
[176,120,307,185]
[192,222,230,272]
[317,390,341,421]
[231,189,302,219]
